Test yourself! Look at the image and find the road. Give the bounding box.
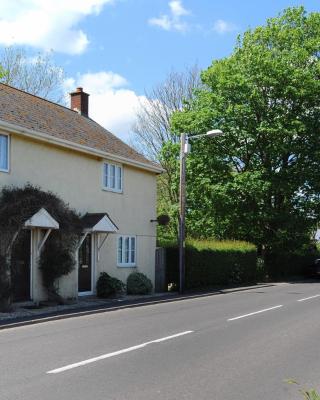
[1,281,320,400]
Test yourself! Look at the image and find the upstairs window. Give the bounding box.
[103,162,122,192]
[117,236,136,267]
[0,134,9,172]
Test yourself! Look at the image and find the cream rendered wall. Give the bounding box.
[0,133,158,301]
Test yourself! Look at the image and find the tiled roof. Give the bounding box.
[0,83,158,170]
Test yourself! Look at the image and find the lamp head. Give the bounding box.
[206,129,224,137]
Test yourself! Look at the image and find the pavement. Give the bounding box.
[0,292,178,325]
[0,283,271,327]
[0,281,320,400]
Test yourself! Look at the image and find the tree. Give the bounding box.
[0,64,5,80]
[171,7,320,269]
[133,66,201,238]
[0,47,64,103]
[133,66,201,161]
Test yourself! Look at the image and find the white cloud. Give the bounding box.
[0,0,114,54]
[213,19,237,35]
[149,15,172,31]
[73,71,127,93]
[64,71,145,142]
[169,1,189,17]
[149,0,190,32]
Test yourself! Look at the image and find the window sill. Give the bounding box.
[102,187,123,194]
[117,264,137,268]
[0,168,9,173]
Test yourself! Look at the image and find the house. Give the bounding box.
[0,84,162,302]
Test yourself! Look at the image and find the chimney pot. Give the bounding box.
[70,88,89,117]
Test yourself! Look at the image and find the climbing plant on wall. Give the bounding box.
[0,184,82,308]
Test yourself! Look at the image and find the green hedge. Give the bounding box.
[164,239,258,290]
[265,246,319,280]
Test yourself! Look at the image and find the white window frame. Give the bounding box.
[117,235,136,267]
[102,161,123,193]
[0,133,9,173]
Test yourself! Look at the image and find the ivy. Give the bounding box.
[0,184,82,305]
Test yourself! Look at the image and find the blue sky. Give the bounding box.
[0,0,318,140]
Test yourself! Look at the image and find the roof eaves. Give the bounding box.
[0,119,164,174]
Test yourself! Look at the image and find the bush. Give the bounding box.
[164,239,258,290]
[39,239,75,300]
[0,184,82,301]
[96,272,125,298]
[127,272,153,295]
[0,255,11,304]
[266,244,319,280]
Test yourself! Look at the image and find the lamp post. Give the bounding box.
[179,129,224,294]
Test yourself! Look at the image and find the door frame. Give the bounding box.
[78,233,95,296]
[12,229,33,303]
[29,229,34,301]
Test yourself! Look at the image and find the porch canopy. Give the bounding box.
[79,213,118,258]
[81,213,118,233]
[24,208,59,230]
[24,208,59,253]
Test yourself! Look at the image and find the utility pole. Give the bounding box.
[178,129,223,295]
[179,132,186,294]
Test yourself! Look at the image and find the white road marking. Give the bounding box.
[47,330,194,374]
[228,305,283,321]
[297,294,320,302]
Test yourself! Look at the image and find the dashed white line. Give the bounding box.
[297,294,320,302]
[47,330,193,374]
[228,305,283,321]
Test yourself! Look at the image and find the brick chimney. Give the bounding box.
[70,87,89,117]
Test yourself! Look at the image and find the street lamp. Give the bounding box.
[179,129,224,294]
